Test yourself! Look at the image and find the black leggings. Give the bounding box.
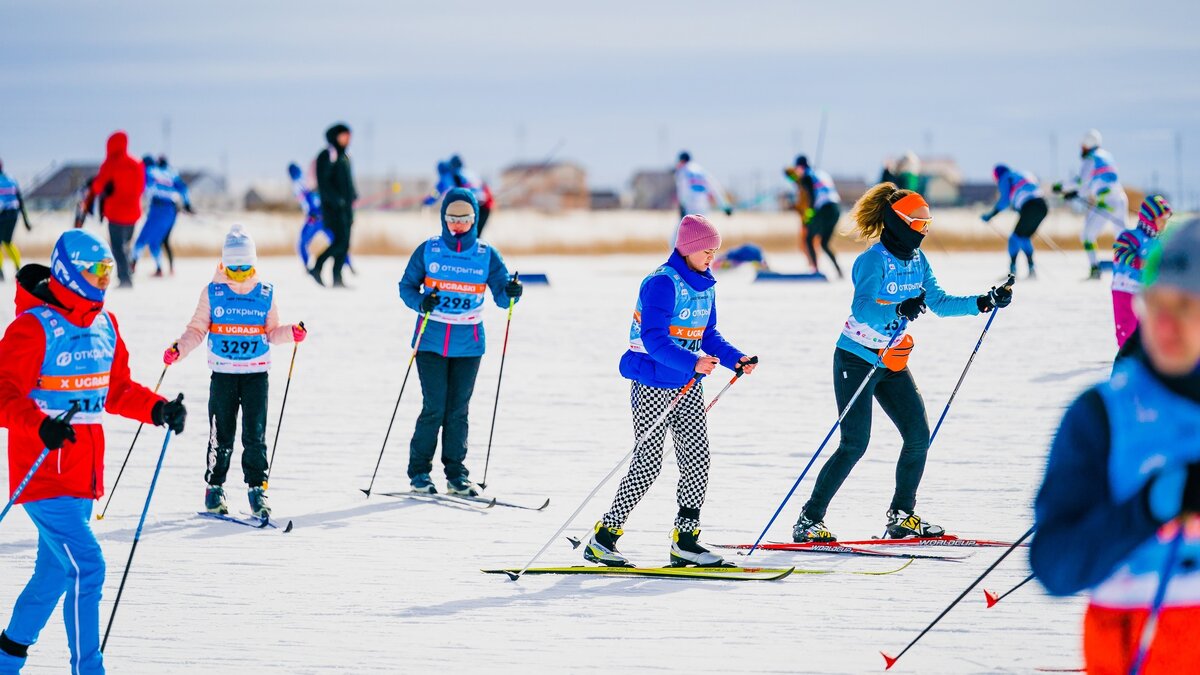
[1014,197,1048,238]
[805,202,843,277]
[801,347,930,521]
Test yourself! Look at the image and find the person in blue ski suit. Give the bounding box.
[422,161,457,207]
[791,183,1014,543]
[0,230,185,675]
[397,188,521,496]
[288,163,352,273]
[982,164,1048,277]
[1031,218,1200,672]
[132,156,192,276]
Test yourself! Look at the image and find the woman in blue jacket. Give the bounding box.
[585,215,757,568]
[398,188,521,496]
[792,183,1013,543]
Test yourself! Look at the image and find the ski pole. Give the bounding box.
[705,356,758,412]
[1,404,80,526]
[480,273,518,490]
[1129,522,1186,675]
[98,367,168,520]
[745,321,908,556]
[984,572,1035,608]
[265,322,303,489]
[362,311,432,497]
[927,284,1010,448]
[508,375,705,581]
[102,426,175,652]
[881,525,1035,670]
[566,357,759,549]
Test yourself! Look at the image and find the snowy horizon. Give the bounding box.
[2,0,1199,204]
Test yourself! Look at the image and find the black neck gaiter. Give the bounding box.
[880,208,925,260]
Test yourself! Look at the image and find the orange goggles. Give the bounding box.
[891,193,932,234]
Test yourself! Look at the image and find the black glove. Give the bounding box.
[153,393,187,434]
[1185,464,1200,513]
[977,283,1014,313]
[724,206,734,216]
[505,277,523,299]
[38,415,77,450]
[896,291,927,321]
[420,290,439,313]
[183,203,195,214]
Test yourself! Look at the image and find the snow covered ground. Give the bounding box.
[0,246,1114,673]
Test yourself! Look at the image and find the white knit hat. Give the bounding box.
[222,224,257,267]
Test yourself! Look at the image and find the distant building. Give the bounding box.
[958,182,999,207]
[25,164,99,210]
[497,161,588,211]
[589,189,622,210]
[631,169,675,210]
[25,162,229,210]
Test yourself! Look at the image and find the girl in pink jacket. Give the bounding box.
[163,224,305,518]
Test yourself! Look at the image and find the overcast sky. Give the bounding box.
[3,0,1198,203]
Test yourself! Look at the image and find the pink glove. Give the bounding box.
[292,323,307,343]
[163,343,181,365]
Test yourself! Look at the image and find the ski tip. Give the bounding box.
[283,520,294,533]
[537,498,551,511]
[566,536,582,549]
[984,589,999,608]
[881,652,898,670]
[485,498,497,509]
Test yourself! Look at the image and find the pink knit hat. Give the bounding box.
[675,214,722,255]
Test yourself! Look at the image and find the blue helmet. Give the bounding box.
[449,155,463,171]
[287,163,303,180]
[50,230,114,302]
[993,164,1010,181]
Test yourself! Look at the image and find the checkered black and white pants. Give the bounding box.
[602,381,710,532]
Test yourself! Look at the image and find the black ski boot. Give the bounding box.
[792,514,836,543]
[884,509,945,539]
[670,529,727,567]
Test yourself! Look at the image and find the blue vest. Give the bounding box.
[0,174,19,211]
[145,166,181,204]
[1084,149,1120,193]
[422,237,489,325]
[28,308,116,425]
[1092,359,1200,608]
[841,243,923,351]
[629,265,712,354]
[207,282,273,373]
[1002,170,1042,211]
[811,169,840,208]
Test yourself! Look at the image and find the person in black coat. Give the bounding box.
[309,123,357,287]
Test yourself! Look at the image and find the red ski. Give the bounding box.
[713,541,970,561]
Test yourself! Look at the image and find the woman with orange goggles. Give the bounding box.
[791,182,1015,545]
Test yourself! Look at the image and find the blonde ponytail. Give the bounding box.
[849,182,915,241]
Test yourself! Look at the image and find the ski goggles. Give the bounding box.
[74,259,115,278]
[445,214,475,225]
[224,265,255,281]
[891,193,932,234]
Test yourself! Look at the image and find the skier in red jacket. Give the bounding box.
[78,131,145,288]
[0,229,186,674]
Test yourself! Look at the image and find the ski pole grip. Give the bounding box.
[61,401,81,424]
[735,355,759,376]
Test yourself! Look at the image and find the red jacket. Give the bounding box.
[84,131,145,225]
[1,266,163,503]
